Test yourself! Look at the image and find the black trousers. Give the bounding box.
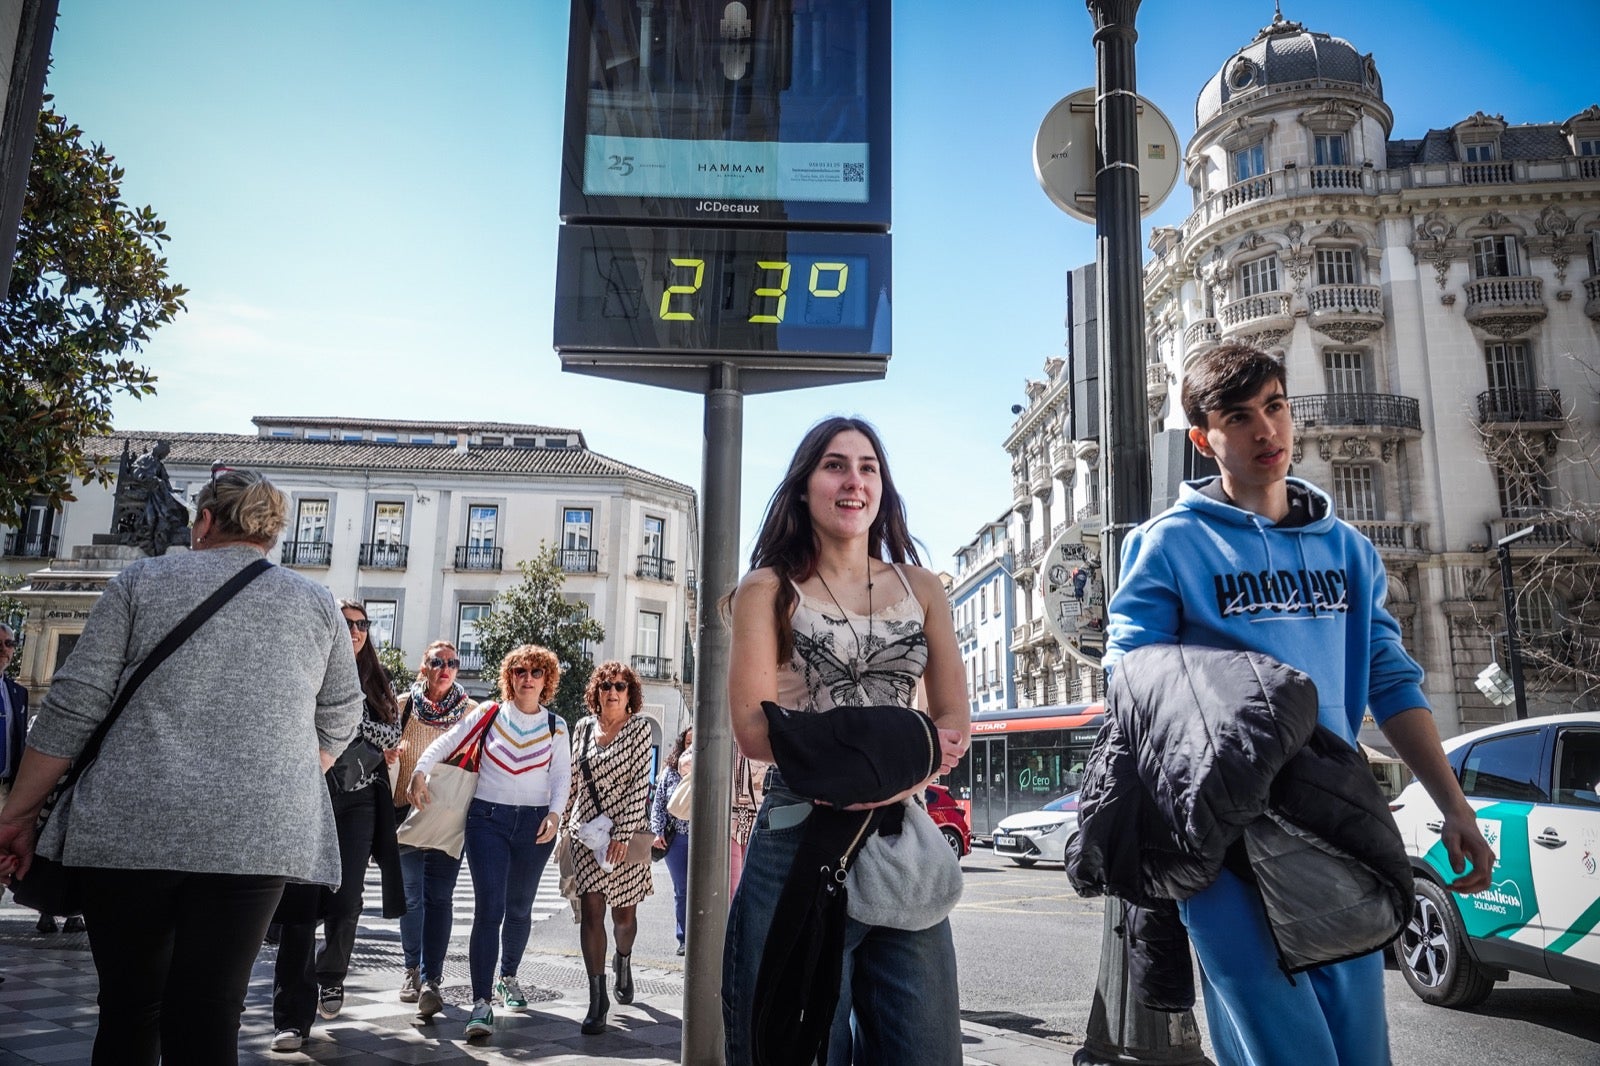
[78,867,286,1066]
[273,785,378,1032]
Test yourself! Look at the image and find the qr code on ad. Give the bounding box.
[842,162,865,183]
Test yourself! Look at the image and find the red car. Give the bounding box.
[925,784,972,857]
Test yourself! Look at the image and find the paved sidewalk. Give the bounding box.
[0,897,1079,1065]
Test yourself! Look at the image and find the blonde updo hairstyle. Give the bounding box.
[193,470,288,547]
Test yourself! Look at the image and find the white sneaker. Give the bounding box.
[416,980,444,1019]
[398,966,421,1003]
[464,998,494,1041]
[270,1029,304,1052]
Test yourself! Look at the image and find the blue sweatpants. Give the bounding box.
[1179,868,1390,1066]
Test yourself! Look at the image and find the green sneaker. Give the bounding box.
[464,998,494,1041]
[496,975,529,1011]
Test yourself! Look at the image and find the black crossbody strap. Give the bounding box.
[54,557,274,799]
[577,719,606,814]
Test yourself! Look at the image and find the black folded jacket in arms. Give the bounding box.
[759,701,941,807]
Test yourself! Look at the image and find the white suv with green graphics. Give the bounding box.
[1390,712,1600,1008]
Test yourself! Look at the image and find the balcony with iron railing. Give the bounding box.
[2,533,57,559]
[358,542,408,569]
[560,548,599,573]
[632,654,673,681]
[1290,393,1421,432]
[457,650,485,675]
[1352,520,1428,554]
[1305,283,1384,341]
[1219,292,1293,338]
[636,554,675,582]
[1475,388,1563,425]
[1463,276,1546,335]
[1584,275,1600,323]
[956,622,976,642]
[454,544,503,571]
[280,540,332,567]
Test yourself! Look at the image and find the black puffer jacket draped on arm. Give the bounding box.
[1065,643,1412,976]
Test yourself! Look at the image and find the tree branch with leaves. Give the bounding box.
[0,99,187,516]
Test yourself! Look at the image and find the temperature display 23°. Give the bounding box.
[554,225,890,359]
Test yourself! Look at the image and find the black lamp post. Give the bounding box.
[1496,525,1535,720]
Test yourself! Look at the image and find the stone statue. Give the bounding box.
[111,440,191,556]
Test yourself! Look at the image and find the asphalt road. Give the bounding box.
[520,842,1600,1064]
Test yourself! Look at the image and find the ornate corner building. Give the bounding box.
[1001,13,1600,732]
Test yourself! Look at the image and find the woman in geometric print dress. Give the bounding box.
[410,644,571,1043]
[563,660,654,1036]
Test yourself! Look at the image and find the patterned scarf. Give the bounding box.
[409,680,468,727]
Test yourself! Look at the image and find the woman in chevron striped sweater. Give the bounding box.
[410,644,571,1041]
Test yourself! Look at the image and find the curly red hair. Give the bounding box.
[496,644,560,705]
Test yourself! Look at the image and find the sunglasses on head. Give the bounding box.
[596,680,629,692]
[427,656,461,670]
[512,666,545,678]
[344,618,370,632]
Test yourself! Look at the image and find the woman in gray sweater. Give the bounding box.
[0,469,363,1066]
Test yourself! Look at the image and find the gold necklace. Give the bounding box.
[815,568,873,685]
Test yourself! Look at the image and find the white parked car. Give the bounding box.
[1389,712,1600,1008]
[991,793,1079,867]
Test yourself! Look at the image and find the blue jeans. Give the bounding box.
[398,845,463,983]
[723,785,961,1066]
[1179,867,1390,1066]
[462,798,556,1001]
[663,828,690,944]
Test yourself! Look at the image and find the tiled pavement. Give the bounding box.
[0,871,1080,1065]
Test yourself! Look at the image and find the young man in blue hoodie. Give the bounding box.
[1104,342,1495,1065]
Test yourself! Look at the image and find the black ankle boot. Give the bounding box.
[612,952,634,1004]
[580,974,609,1035]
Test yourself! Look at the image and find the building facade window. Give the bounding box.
[457,603,491,672]
[1496,459,1550,517]
[643,515,664,558]
[1238,255,1281,297]
[1315,248,1360,286]
[373,502,404,544]
[1332,464,1380,521]
[564,509,593,551]
[1485,341,1534,394]
[637,610,662,660]
[1232,142,1266,182]
[296,500,328,543]
[1472,234,1521,278]
[468,505,498,547]
[366,600,398,650]
[1464,142,1496,162]
[1323,349,1369,394]
[1313,133,1347,166]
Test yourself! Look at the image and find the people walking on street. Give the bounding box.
[564,661,654,1036]
[1098,342,1496,1066]
[649,727,693,955]
[268,598,406,1053]
[410,644,570,1042]
[723,417,970,1065]
[0,469,363,1066]
[393,641,479,1020]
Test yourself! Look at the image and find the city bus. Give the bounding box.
[947,703,1105,842]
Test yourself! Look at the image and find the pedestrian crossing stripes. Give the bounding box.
[353,863,568,945]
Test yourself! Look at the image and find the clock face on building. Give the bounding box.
[560,0,891,228]
[554,224,890,361]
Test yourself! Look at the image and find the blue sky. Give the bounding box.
[44,1,1599,567]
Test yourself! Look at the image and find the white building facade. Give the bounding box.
[949,514,1019,714]
[1003,14,1600,735]
[3,416,700,738]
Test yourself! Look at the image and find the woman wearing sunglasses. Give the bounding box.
[563,661,654,1035]
[409,644,570,1042]
[268,599,406,1052]
[391,640,479,1019]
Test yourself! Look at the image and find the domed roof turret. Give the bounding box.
[1195,13,1382,129]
